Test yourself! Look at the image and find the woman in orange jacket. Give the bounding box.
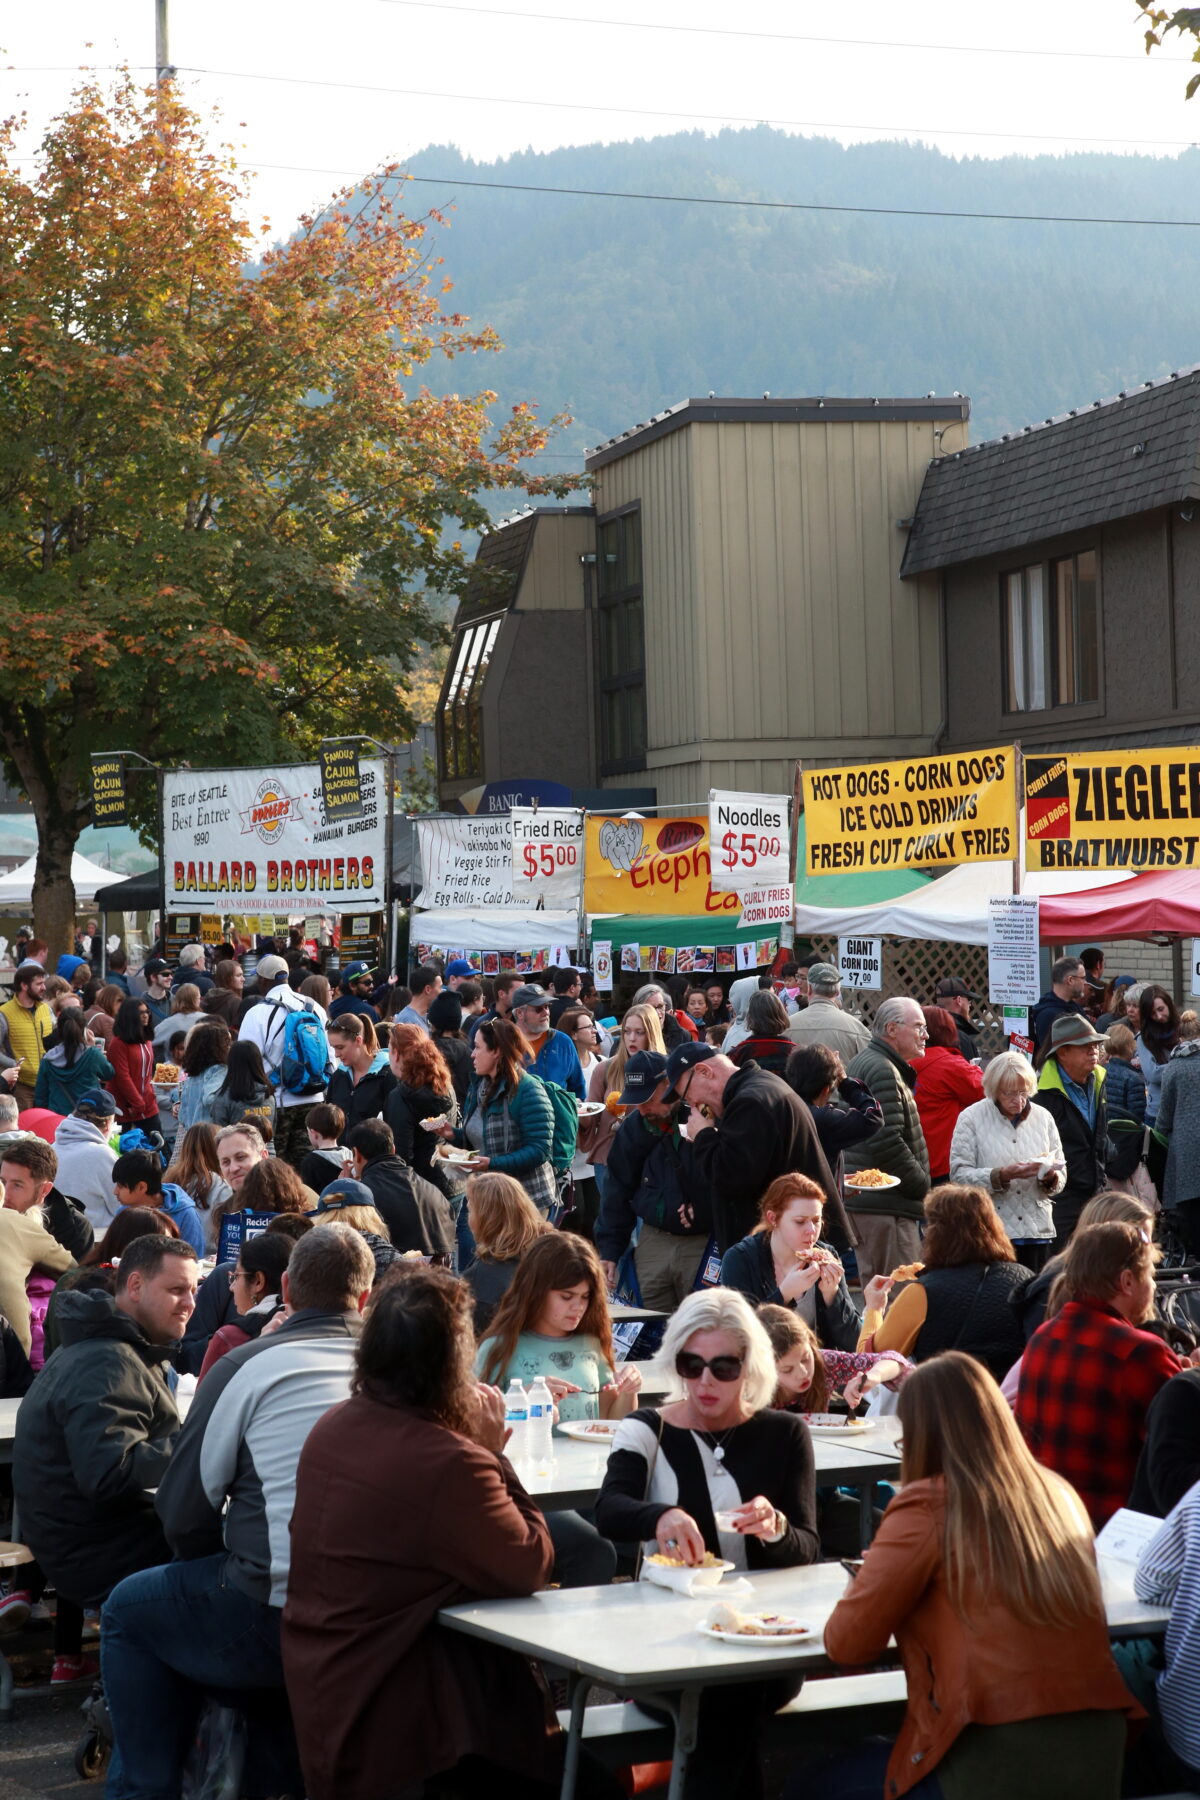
[796,1352,1140,1800]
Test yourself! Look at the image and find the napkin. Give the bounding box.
[640,1563,754,1598]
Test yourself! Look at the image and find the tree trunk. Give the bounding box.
[31,801,81,961]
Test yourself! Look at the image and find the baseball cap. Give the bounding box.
[510,983,553,1010]
[316,1179,376,1212]
[806,961,842,993]
[76,1089,117,1117]
[617,1050,669,1105]
[663,1039,718,1099]
[934,976,980,1001]
[1113,975,1136,989]
[341,960,375,986]
[256,954,290,982]
[1047,1013,1107,1052]
[143,958,171,978]
[445,959,473,979]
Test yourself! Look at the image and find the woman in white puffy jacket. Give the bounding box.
[949,1050,1066,1271]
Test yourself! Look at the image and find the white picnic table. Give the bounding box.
[520,1416,901,1537]
[440,1553,1168,1800]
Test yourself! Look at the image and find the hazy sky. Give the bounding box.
[6,1,1200,232]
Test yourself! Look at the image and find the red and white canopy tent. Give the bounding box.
[793,859,1199,947]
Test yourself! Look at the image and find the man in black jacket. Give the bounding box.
[12,1238,197,1620]
[0,1135,93,1261]
[596,1051,713,1307]
[345,1119,454,1255]
[1130,1366,1200,1517]
[666,1044,851,1254]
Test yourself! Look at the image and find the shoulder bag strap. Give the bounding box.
[633,1411,667,1581]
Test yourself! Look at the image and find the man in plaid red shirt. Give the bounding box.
[1016,1219,1186,1527]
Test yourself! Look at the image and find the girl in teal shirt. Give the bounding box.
[475,1234,642,1425]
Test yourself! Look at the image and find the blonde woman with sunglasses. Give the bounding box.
[595,1285,819,1800]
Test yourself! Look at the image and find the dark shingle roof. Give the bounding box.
[458,512,539,618]
[902,366,1200,576]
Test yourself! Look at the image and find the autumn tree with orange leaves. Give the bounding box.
[0,77,572,951]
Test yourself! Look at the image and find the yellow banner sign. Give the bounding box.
[584,816,743,918]
[1025,750,1200,869]
[803,748,1017,874]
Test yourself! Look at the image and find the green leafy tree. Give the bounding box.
[0,76,572,950]
[1138,6,1200,95]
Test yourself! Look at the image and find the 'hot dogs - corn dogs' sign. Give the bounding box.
[803,748,1017,874]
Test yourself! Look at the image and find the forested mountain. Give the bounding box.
[395,126,1200,470]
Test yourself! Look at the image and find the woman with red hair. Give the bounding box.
[386,1022,457,1195]
[913,1005,984,1184]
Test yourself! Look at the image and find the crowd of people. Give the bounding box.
[2,931,1200,1797]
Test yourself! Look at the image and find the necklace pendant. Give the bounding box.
[713,1445,725,1462]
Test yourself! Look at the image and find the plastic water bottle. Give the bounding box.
[527,1377,555,1464]
[504,1379,529,1461]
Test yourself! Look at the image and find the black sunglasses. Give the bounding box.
[675,1351,744,1383]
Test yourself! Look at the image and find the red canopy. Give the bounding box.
[1036,869,1200,941]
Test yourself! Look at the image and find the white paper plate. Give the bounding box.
[576,1100,606,1118]
[800,1413,877,1434]
[696,1617,813,1646]
[437,1147,480,1166]
[844,1171,901,1190]
[557,1419,618,1442]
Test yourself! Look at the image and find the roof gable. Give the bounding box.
[902,366,1200,576]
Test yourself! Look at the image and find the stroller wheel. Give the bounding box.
[74,1730,108,1780]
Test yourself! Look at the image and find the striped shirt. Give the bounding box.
[1134,1476,1200,1772]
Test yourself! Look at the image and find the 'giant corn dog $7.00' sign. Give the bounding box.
[1025,750,1200,868]
[803,748,1017,874]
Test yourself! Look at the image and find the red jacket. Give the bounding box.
[107,1038,156,1125]
[1016,1297,1182,1527]
[913,1045,984,1178]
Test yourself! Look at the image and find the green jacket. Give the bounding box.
[842,1037,931,1218]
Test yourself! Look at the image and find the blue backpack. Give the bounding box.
[267,999,333,1097]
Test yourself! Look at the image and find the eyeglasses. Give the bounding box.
[675,1351,744,1383]
[228,1268,249,1288]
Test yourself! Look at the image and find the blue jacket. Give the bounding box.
[526,1029,585,1099]
[596,1112,711,1263]
[718,1230,861,1352]
[458,1073,554,1178]
[158,1182,206,1254]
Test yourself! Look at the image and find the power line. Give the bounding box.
[173,64,1200,153]
[240,160,1200,228]
[376,0,1197,65]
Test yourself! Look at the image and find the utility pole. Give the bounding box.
[155,0,172,86]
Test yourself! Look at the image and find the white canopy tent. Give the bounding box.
[0,851,117,911]
[409,908,580,952]
[792,859,1139,947]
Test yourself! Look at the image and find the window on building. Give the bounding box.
[1004,550,1098,713]
[437,615,502,780]
[597,508,646,772]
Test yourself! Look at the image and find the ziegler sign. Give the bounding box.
[1025,750,1200,869]
[163,761,387,909]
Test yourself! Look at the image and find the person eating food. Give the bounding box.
[719,1173,885,1349]
[596,1286,818,1800]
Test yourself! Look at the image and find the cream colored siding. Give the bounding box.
[593,428,697,761]
[595,410,954,803]
[515,513,595,612]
